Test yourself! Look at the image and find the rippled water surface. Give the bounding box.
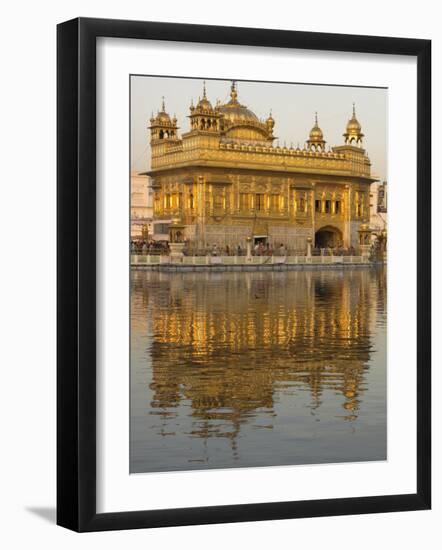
[130,268,386,473]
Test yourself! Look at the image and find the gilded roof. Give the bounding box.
[218,81,259,125]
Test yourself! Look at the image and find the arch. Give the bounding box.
[315,225,343,248]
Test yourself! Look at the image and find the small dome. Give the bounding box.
[156,97,171,123]
[306,113,326,151]
[344,104,364,145]
[309,126,324,140]
[157,111,171,123]
[196,81,213,111]
[346,116,361,133]
[196,97,213,111]
[309,113,324,141]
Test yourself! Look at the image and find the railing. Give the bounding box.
[131,254,368,266]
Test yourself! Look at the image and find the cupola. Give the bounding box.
[307,112,326,151]
[343,103,364,146]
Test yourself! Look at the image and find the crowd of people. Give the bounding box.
[313,245,357,256]
[131,239,359,257]
[130,240,170,255]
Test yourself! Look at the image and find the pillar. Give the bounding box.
[246,236,252,263]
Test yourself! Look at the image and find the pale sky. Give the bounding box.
[131,76,387,180]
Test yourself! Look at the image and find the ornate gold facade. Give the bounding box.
[146,82,376,250]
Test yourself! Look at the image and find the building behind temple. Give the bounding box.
[130,172,153,240]
[144,81,378,251]
[370,180,388,234]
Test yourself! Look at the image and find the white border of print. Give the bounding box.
[96,37,417,513]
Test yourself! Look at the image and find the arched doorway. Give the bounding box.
[315,226,343,248]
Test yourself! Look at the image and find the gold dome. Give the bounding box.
[157,111,171,123]
[218,81,259,125]
[344,104,364,145]
[346,118,361,133]
[309,113,324,141]
[196,81,213,111]
[156,97,171,123]
[197,97,213,110]
[307,113,326,150]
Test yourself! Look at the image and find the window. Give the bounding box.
[295,195,306,213]
[239,193,250,210]
[255,194,265,211]
[270,194,279,211]
[165,194,171,209]
[315,199,321,213]
[355,192,365,217]
[214,194,224,211]
[335,200,341,214]
[325,200,331,214]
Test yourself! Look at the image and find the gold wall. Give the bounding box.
[152,168,370,249]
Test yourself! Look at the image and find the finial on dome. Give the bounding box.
[315,111,318,126]
[202,80,207,99]
[352,102,356,117]
[161,96,166,112]
[230,80,238,103]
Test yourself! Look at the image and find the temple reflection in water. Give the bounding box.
[130,268,386,473]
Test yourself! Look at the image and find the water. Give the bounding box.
[130,267,387,473]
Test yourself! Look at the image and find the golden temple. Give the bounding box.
[146,81,376,251]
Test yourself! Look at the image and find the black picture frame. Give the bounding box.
[57,17,431,532]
